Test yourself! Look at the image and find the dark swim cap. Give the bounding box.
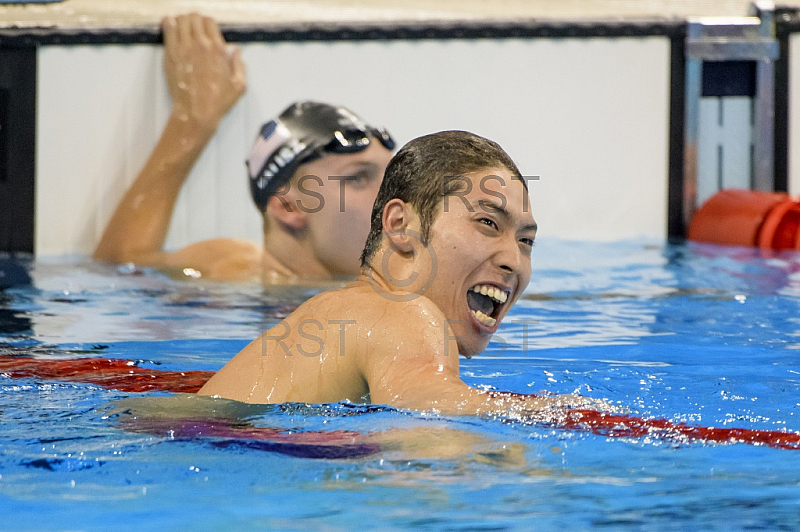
[246,101,395,212]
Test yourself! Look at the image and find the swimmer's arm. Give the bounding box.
[368,355,594,418]
[364,309,602,418]
[197,333,267,402]
[94,14,245,268]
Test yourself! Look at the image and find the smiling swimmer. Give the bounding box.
[199,130,604,418]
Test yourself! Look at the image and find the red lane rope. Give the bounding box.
[564,409,800,451]
[0,355,213,393]
[2,355,799,450]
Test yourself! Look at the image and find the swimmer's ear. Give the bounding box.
[382,199,414,253]
[266,193,308,231]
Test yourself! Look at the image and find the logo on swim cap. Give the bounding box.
[253,140,306,191]
[247,120,294,184]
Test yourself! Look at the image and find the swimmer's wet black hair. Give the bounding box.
[360,130,523,267]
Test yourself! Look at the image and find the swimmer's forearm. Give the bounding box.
[378,377,604,419]
[95,15,246,265]
[93,111,218,264]
[474,390,606,419]
[428,389,600,418]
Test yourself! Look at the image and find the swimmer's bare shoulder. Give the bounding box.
[198,282,608,415]
[197,280,460,405]
[155,238,263,281]
[310,283,604,416]
[197,283,366,402]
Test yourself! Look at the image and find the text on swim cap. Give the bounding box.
[256,140,307,190]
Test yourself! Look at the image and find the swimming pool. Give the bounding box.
[1,239,799,530]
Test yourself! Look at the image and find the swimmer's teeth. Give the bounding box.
[472,309,497,327]
[471,285,508,304]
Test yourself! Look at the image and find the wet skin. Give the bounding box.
[93,14,393,284]
[271,142,393,278]
[198,168,602,417]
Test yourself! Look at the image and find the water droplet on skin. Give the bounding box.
[182,268,202,279]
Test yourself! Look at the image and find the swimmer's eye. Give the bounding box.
[341,170,377,188]
[478,217,498,230]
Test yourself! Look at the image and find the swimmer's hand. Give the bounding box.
[162,13,246,132]
[479,392,622,423]
[546,393,619,413]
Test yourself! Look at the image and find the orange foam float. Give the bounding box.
[688,189,800,250]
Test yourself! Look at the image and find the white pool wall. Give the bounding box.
[35,37,671,256]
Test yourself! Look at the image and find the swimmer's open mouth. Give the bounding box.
[467,284,509,327]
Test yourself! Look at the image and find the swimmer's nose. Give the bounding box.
[495,237,525,275]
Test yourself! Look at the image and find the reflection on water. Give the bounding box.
[0,254,31,290]
[109,394,535,468]
[0,255,33,336]
[0,296,32,337]
[2,258,321,344]
[511,239,800,351]
[2,239,800,529]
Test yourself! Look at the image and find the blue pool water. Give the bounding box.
[1,239,800,530]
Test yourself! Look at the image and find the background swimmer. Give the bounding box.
[199,130,601,416]
[93,14,394,283]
